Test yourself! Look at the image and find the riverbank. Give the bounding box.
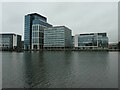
[0,48,120,52]
[1,49,119,52]
[28,49,119,52]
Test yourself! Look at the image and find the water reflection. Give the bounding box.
[23,51,48,88]
[2,51,118,88]
[2,52,26,88]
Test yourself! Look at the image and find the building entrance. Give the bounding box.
[33,45,37,49]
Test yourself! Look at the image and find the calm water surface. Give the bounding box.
[2,51,118,88]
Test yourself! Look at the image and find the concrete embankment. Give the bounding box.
[0,48,119,52]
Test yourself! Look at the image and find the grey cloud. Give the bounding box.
[2,2,118,43]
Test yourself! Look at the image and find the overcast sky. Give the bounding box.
[2,2,118,43]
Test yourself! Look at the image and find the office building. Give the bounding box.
[32,24,44,49]
[72,36,74,47]
[108,43,118,50]
[74,33,108,49]
[24,13,52,50]
[0,33,21,50]
[44,26,72,49]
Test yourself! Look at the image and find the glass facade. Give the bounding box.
[75,33,108,48]
[78,34,97,47]
[24,13,52,49]
[97,35,108,47]
[24,15,32,49]
[0,34,21,49]
[72,36,74,47]
[0,38,10,48]
[44,26,72,48]
[32,24,45,49]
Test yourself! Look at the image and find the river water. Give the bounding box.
[2,51,118,88]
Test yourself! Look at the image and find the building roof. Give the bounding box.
[52,26,66,28]
[0,33,21,36]
[75,32,107,36]
[45,26,71,30]
[27,13,47,20]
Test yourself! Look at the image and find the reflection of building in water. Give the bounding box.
[74,33,108,49]
[0,33,21,50]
